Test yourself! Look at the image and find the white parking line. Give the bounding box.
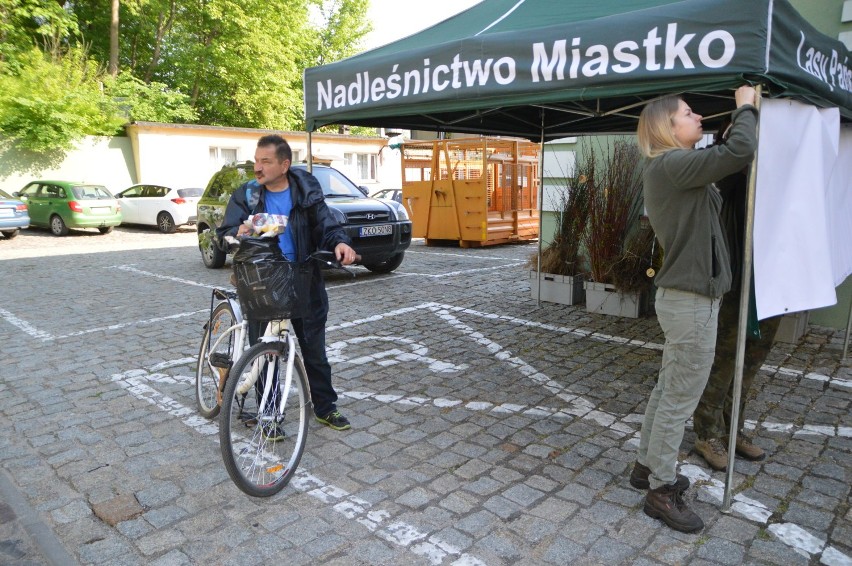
[0,307,53,340]
[336,391,852,439]
[405,249,529,261]
[13,250,848,561]
[122,348,852,566]
[137,326,851,564]
[3,266,845,392]
[54,311,206,340]
[109,363,487,566]
[109,265,221,289]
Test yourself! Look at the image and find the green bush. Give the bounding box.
[0,47,124,153]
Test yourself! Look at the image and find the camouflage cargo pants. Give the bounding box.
[692,291,781,440]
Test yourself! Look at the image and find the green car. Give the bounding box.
[15,180,122,236]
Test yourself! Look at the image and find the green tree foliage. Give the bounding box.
[0,47,125,152]
[104,72,198,123]
[168,0,312,128]
[74,0,175,81]
[0,0,372,150]
[305,0,371,67]
[71,0,371,130]
[0,0,79,69]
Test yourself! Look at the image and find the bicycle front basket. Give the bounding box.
[233,260,313,321]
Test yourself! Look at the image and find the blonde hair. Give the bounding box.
[637,95,684,158]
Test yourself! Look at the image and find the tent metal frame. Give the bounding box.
[722,85,762,512]
[845,298,852,360]
[306,83,852,515]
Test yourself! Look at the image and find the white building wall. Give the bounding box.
[0,136,135,196]
[540,137,577,212]
[0,125,403,197]
[127,123,402,193]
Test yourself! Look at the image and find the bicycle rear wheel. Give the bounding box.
[196,301,237,419]
[219,339,310,497]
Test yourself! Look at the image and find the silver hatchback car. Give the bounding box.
[0,188,30,239]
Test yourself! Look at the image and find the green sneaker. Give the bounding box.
[315,410,351,431]
[261,423,285,442]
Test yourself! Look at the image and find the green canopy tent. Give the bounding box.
[305,0,851,137]
[303,0,852,510]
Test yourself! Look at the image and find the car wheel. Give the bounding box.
[1,229,19,239]
[199,227,226,268]
[50,215,69,236]
[98,226,114,234]
[363,252,404,274]
[157,212,176,234]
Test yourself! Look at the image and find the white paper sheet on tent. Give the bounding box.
[827,126,852,284]
[753,99,841,320]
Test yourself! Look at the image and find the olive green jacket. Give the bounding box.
[644,105,758,298]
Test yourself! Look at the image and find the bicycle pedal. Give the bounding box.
[209,353,233,369]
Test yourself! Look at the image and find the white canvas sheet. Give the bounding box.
[753,99,847,320]
[827,126,852,284]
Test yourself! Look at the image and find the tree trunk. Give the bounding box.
[109,0,119,76]
[144,0,177,83]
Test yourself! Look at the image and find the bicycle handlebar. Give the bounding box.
[309,250,360,277]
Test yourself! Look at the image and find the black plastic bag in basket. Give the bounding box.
[232,236,283,263]
[231,237,312,321]
[233,260,313,321]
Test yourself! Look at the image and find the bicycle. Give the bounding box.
[195,249,356,497]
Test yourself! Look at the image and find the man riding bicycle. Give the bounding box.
[217,134,358,431]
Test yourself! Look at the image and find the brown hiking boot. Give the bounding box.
[629,461,690,492]
[694,437,728,471]
[644,483,704,533]
[734,433,766,461]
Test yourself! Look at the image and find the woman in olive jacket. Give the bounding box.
[630,86,758,533]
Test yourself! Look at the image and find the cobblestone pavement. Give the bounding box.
[1,226,850,565]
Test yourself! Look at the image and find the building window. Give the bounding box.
[210,147,238,167]
[344,152,377,181]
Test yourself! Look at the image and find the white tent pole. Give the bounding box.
[722,84,763,512]
[843,293,851,360]
[535,112,545,305]
[306,130,313,174]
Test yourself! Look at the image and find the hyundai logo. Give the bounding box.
[366,213,376,220]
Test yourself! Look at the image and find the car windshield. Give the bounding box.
[178,188,203,198]
[0,189,12,199]
[294,166,364,198]
[72,185,113,200]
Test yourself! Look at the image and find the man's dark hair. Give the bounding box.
[257,134,293,163]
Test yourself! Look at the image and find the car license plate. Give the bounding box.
[359,224,392,237]
[0,208,12,218]
[91,207,111,214]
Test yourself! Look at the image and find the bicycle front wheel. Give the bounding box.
[196,301,237,419]
[219,340,310,497]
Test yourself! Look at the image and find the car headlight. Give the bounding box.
[391,201,409,221]
[329,207,347,225]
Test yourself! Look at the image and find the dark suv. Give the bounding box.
[197,162,412,273]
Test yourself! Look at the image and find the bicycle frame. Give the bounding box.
[204,288,297,417]
[203,289,248,402]
[237,322,298,422]
[211,251,357,496]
